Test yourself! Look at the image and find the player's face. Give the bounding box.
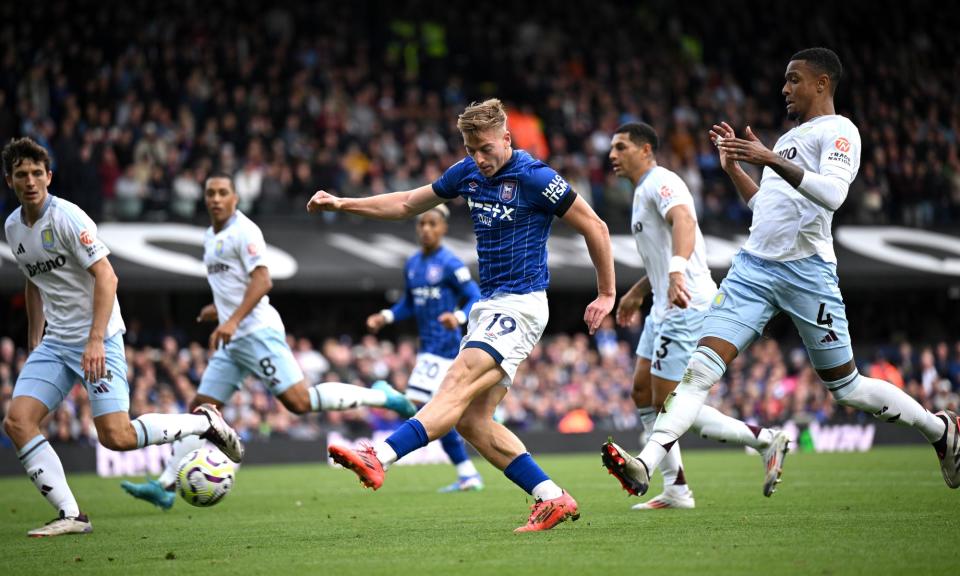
[782,60,821,121]
[6,158,51,213]
[204,177,238,225]
[417,210,447,251]
[463,127,512,177]
[609,133,649,181]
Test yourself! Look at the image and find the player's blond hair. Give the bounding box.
[456,99,508,136]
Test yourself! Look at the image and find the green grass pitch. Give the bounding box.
[1,446,956,576]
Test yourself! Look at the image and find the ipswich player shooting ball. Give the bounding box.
[176,447,236,507]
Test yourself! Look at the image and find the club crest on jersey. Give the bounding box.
[41,228,55,249]
[215,239,224,256]
[426,265,443,284]
[499,180,518,203]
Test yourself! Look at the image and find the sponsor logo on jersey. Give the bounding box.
[26,255,67,277]
[468,181,479,192]
[632,221,643,234]
[467,197,514,225]
[454,266,472,283]
[207,263,231,274]
[541,174,568,204]
[776,147,798,160]
[834,137,851,153]
[247,242,261,257]
[79,230,95,246]
[426,264,443,284]
[499,179,518,203]
[412,286,441,304]
[827,150,852,167]
[41,228,55,249]
[659,185,673,199]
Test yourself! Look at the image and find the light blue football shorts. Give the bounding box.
[702,250,853,370]
[637,307,708,381]
[198,327,305,403]
[14,333,130,417]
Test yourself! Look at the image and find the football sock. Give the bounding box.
[17,435,80,517]
[309,382,386,411]
[640,408,685,485]
[456,459,480,478]
[637,406,657,445]
[157,435,206,489]
[641,347,726,471]
[439,429,469,464]
[831,373,947,442]
[380,419,428,467]
[695,405,773,449]
[132,413,211,448]
[504,453,561,499]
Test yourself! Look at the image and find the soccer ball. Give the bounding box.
[176,447,236,507]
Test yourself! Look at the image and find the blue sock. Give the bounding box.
[503,453,550,495]
[439,429,469,465]
[384,419,429,460]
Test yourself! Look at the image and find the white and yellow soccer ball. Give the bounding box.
[176,447,236,507]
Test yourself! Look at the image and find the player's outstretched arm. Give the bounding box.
[84,256,119,383]
[210,266,272,350]
[561,195,615,334]
[24,279,45,353]
[306,184,446,221]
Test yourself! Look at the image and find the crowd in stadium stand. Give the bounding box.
[1,329,958,445]
[1,1,958,230]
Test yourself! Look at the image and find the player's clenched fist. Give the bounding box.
[306,190,342,213]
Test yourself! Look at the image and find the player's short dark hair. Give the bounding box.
[2,137,51,177]
[790,47,843,93]
[204,172,235,191]
[614,122,659,153]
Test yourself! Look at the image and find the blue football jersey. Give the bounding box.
[432,150,576,298]
[389,246,481,359]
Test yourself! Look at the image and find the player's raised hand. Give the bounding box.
[709,122,738,172]
[668,272,692,309]
[306,190,343,213]
[716,126,774,167]
[615,291,644,328]
[209,319,238,351]
[584,293,615,335]
[366,312,387,333]
[82,337,107,384]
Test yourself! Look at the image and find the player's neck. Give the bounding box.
[421,244,441,255]
[632,161,657,187]
[800,101,835,124]
[211,211,238,233]
[21,192,50,226]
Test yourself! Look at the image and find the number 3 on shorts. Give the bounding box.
[484,313,517,337]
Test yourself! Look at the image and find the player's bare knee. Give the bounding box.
[3,413,27,442]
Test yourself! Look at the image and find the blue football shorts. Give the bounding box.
[199,328,305,403]
[637,307,709,381]
[14,333,130,417]
[701,250,853,370]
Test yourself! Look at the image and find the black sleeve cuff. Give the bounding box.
[554,190,577,218]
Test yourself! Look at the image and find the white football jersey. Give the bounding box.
[630,166,716,323]
[203,211,284,339]
[4,196,125,343]
[744,115,861,262]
